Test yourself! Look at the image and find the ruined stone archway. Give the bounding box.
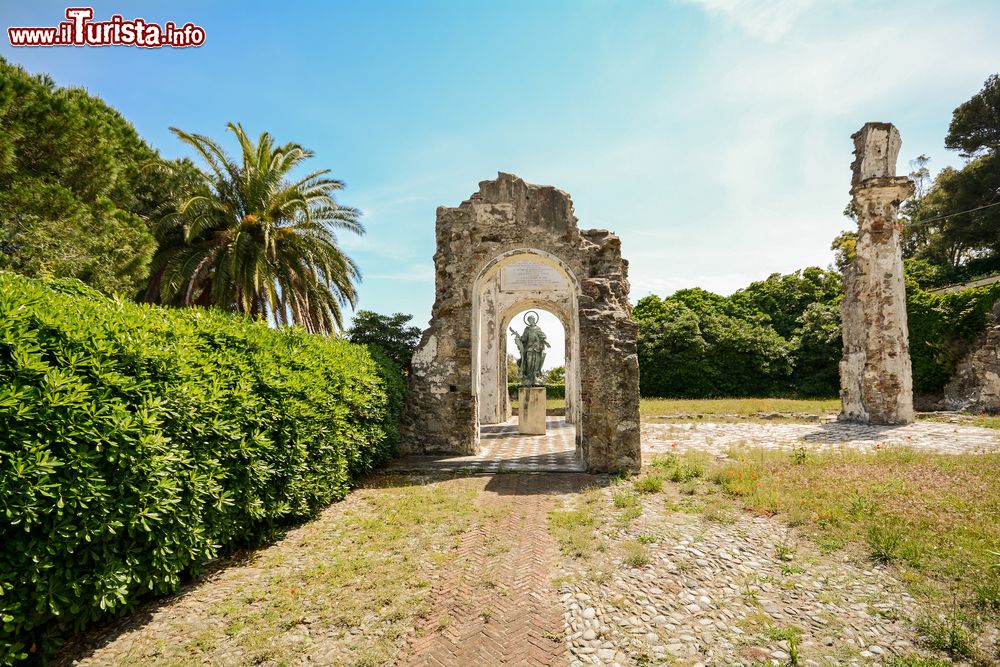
[400,173,640,473]
[472,249,580,433]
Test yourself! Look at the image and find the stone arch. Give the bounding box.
[400,173,640,473]
[470,249,582,447]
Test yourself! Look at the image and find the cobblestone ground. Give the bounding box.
[643,419,1000,457]
[57,419,992,666]
[557,488,936,667]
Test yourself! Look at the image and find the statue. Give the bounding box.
[510,311,550,386]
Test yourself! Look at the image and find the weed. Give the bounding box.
[702,499,735,524]
[633,475,664,494]
[916,612,974,659]
[866,521,902,563]
[790,446,808,465]
[637,534,657,544]
[612,492,639,509]
[775,542,796,562]
[846,492,879,517]
[618,506,642,525]
[622,540,651,568]
[679,480,700,495]
[741,579,760,607]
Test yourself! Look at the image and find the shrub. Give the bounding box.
[0,272,404,664]
[507,383,565,399]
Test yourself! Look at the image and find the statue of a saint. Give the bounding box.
[510,311,550,386]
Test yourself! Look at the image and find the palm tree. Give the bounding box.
[144,122,363,333]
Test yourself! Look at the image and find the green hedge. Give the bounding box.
[507,383,565,399]
[0,272,404,664]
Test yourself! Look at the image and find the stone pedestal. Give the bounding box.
[518,386,547,435]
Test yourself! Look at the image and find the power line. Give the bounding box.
[905,199,1000,228]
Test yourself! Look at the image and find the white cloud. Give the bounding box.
[679,0,818,41]
[366,264,435,283]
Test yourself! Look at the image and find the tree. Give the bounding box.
[902,74,1000,280]
[347,311,421,370]
[144,123,363,333]
[830,230,857,271]
[635,292,792,398]
[730,268,842,340]
[0,58,181,294]
[506,355,519,381]
[945,73,1000,158]
[791,301,841,396]
[545,366,565,383]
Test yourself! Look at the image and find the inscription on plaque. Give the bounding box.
[501,261,566,291]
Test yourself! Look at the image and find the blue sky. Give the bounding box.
[2,0,999,358]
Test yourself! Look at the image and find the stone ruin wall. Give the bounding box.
[839,123,915,424]
[944,300,1000,413]
[400,173,641,472]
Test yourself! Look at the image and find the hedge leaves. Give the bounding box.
[0,271,403,663]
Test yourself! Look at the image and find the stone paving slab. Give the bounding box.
[642,419,1000,458]
[389,417,584,473]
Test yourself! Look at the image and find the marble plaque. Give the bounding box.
[501,262,566,291]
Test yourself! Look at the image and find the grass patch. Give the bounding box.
[639,397,839,418]
[697,446,1000,662]
[701,499,736,524]
[884,656,954,667]
[548,488,605,559]
[916,612,976,660]
[648,451,709,482]
[92,475,481,666]
[633,474,664,494]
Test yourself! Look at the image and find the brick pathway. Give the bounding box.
[397,474,593,666]
[389,418,584,473]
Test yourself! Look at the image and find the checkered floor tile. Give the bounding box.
[388,417,584,472]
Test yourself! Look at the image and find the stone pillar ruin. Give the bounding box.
[400,173,641,473]
[839,123,915,424]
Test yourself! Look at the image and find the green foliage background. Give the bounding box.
[0,272,404,664]
[636,271,835,398]
[635,267,1000,398]
[507,383,566,399]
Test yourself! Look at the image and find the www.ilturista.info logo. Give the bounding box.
[7,7,205,48]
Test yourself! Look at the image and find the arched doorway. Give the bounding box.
[503,308,569,423]
[471,248,583,457]
[400,173,640,473]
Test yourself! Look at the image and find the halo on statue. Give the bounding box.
[522,310,540,326]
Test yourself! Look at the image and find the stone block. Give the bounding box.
[518,387,547,435]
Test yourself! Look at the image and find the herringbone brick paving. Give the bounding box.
[397,474,595,666]
[388,418,584,473]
